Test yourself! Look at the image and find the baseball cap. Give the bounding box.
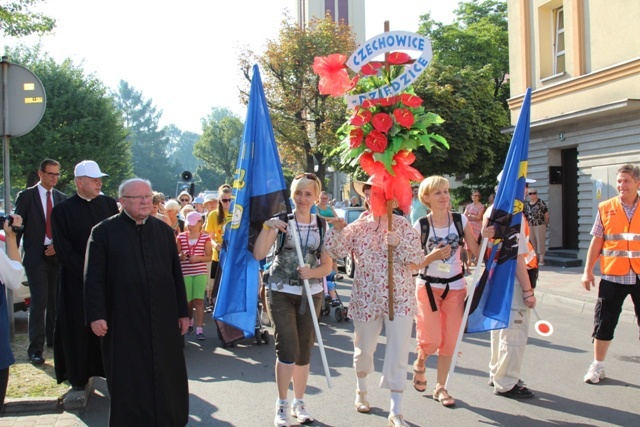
[496,170,536,183]
[204,192,218,203]
[74,160,108,178]
[186,211,202,226]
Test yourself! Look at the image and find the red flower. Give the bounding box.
[313,54,351,97]
[371,113,393,133]
[349,128,363,148]
[365,130,388,152]
[393,108,415,128]
[379,96,399,107]
[400,93,423,108]
[361,62,382,76]
[362,98,381,108]
[349,108,372,126]
[388,52,411,65]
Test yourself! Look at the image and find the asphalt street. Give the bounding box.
[2,265,640,426]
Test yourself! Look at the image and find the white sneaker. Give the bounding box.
[274,399,290,427]
[291,399,313,424]
[584,362,605,384]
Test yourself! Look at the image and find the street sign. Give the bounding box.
[1,58,47,137]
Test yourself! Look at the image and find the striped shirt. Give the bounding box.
[177,232,210,276]
[591,196,640,284]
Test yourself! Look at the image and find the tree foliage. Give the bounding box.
[238,14,357,182]
[3,45,131,197]
[193,107,243,186]
[0,0,56,37]
[412,0,511,202]
[112,81,176,195]
[418,0,509,102]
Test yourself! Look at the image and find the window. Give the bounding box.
[553,7,565,74]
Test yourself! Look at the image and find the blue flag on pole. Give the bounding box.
[213,65,290,337]
[467,88,532,333]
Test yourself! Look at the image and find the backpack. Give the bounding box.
[274,215,326,256]
[419,212,465,253]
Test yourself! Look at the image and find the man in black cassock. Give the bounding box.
[52,160,118,391]
[84,178,189,427]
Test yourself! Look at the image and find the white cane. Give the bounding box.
[288,218,332,388]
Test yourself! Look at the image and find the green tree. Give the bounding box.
[193,107,242,185]
[412,0,510,200]
[112,81,176,195]
[4,45,131,197]
[0,0,55,37]
[165,124,202,178]
[418,0,509,101]
[238,14,357,182]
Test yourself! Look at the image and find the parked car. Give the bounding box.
[0,230,30,312]
[333,206,365,278]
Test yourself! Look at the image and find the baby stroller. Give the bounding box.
[215,300,270,348]
[320,276,349,322]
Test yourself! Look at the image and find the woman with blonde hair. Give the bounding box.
[204,185,234,303]
[411,176,493,407]
[254,173,332,426]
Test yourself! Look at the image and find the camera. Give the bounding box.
[0,215,24,232]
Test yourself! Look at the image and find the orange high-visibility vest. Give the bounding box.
[598,197,640,275]
[522,221,538,269]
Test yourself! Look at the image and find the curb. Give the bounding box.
[2,397,63,415]
[536,290,638,324]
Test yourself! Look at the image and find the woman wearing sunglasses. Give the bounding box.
[204,185,234,303]
[254,173,332,427]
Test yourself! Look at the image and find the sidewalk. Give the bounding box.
[0,265,635,426]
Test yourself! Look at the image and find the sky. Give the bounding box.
[3,0,460,134]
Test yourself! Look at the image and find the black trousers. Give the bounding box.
[25,252,59,356]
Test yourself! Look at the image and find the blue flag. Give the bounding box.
[213,65,290,337]
[467,88,532,333]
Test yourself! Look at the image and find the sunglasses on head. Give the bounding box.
[221,198,232,203]
[295,172,320,182]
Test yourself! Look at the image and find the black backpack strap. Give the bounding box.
[316,215,326,250]
[452,212,465,246]
[419,216,430,253]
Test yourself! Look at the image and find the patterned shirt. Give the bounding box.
[325,214,423,322]
[591,196,640,284]
[524,199,548,226]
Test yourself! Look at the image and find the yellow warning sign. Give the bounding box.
[24,97,43,104]
[23,83,35,91]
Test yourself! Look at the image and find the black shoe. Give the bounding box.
[331,299,341,307]
[495,384,534,399]
[30,352,45,366]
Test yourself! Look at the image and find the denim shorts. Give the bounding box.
[268,290,322,365]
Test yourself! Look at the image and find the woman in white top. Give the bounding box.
[1,214,26,407]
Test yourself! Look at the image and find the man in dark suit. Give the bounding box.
[14,159,67,365]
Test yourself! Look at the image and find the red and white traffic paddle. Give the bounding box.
[532,308,553,337]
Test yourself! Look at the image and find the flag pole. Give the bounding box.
[288,217,332,388]
[444,236,490,390]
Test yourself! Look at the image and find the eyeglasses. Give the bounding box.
[42,171,61,177]
[528,192,537,195]
[122,194,153,201]
[221,199,232,203]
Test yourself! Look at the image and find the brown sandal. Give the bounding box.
[412,364,427,392]
[433,386,455,407]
